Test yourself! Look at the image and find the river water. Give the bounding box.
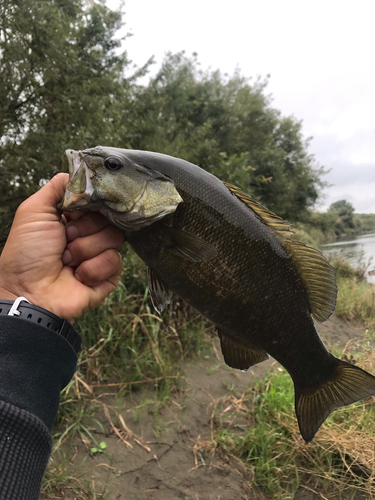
[322,233,375,284]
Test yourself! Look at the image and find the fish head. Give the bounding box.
[58,146,183,230]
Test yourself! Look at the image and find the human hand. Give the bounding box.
[0,173,125,323]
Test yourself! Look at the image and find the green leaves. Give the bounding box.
[90,441,107,455]
[124,53,324,222]
[0,0,135,244]
[0,9,324,246]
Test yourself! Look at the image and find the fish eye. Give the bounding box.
[104,156,123,171]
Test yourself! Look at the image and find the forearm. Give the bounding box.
[0,316,79,499]
[0,400,52,500]
[0,173,121,499]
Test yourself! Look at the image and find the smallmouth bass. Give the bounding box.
[59,146,375,442]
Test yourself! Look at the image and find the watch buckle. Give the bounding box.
[8,297,31,316]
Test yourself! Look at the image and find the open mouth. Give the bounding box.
[57,150,95,211]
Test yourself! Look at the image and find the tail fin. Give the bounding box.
[295,358,375,443]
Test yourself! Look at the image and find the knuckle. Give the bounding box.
[79,260,96,281]
[105,225,125,247]
[102,248,122,268]
[67,239,85,263]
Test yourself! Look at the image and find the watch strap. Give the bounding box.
[0,298,81,354]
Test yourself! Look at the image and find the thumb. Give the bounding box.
[23,173,69,215]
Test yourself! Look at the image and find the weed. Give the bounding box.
[42,251,209,496]
[43,251,375,498]
[198,347,375,499]
[91,441,107,456]
[41,455,98,499]
[330,255,369,281]
[335,276,375,329]
[74,252,210,387]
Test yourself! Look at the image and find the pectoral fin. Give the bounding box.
[217,330,269,370]
[147,267,173,314]
[164,226,217,262]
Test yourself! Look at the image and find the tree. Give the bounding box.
[329,200,355,217]
[123,52,325,221]
[0,0,139,244]
[1,27,326,245]
[329,200,356,234]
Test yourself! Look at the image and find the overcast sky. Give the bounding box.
[109,0,375,213]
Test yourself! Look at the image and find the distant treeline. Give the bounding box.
[295,201,375,247]
[0,0,372,249]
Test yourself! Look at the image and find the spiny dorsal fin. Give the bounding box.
[224,182,337,322]
[224,182,294,238]
[217,329,269,370]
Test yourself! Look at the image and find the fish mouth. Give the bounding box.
[57,149,97,211]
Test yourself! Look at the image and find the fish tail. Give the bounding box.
[294,357,375,443]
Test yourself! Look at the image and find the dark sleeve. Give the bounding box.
[0,316,78,499]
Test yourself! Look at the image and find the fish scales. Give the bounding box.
[59,146,375,442]
[126,188,329,383]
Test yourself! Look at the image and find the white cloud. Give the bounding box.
[109,0,375,212]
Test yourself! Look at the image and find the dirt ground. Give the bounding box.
[60,314,368,500]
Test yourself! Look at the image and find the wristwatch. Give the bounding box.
[0,297,81,354]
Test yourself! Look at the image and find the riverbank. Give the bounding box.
[40,251,375,499]
[42,313,375,500]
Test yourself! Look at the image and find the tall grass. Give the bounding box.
[43,250,210,496]
[196,356,375,499]
[331,256,375,329]
[56,250,210,428]
[76,250,209,385]
[44,251,375,498]
[192,256,375,499]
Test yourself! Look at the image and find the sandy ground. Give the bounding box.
[58,314,368,500]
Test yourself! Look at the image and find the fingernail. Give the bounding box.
[66,225,79,242]
[75,270,83,283]
[62,249,72,265]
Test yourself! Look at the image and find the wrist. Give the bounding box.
[0,298,81,354]
[0,285,61,321]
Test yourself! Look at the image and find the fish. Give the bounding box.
[58,146,375,443]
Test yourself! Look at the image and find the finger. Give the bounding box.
[62,225,125,266]
[63,212,73,223]
[68,210,90,221]
[75,249,123,287]
[63,210,88,223]
[90,279,120,309]
[65,212,114,242]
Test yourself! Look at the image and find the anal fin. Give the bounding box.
[218,330,269,370]
[147,267,173,314]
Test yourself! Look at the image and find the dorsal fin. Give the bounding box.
[224,182,337,322]
[223,183,294,238]
[285,239,337,322]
